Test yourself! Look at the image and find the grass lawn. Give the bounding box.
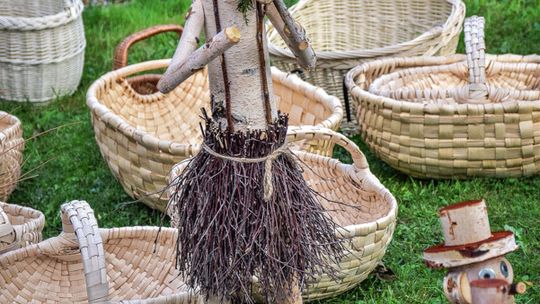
[2,0,539,303]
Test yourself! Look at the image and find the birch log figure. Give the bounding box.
[159,1,339,304]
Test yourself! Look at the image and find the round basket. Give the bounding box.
[0,200,200,303]
[0,202,45,255]
[267,0,465,132]
[0,111,24,201]
[169,126,398,301]
[346,16,540,179]
[0,0,86,103]
[87,59,343,212]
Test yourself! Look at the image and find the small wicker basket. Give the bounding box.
[267,0,465,131]
[0,202,45,255]
[169,126,398,301]
[87,58,343,211]
[0,0,86,103]
[0,200,200,303]
[0,112,24,201]
[346,16,540,179]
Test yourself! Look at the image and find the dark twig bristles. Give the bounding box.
[169,111,344,303]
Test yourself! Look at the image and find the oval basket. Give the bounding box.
[87,59,343,212]
[0,201,45,255]
[346,16,540,179]
[0,200,200,303]
[267,0,465,131]
[0,111,24,201]
[169,126,398,301]
[0,0,86,103]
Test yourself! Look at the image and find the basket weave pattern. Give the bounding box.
[346,17,540,178]
[0,0,86,102]
[267,0,465,120]
[87,60,343,211]
[0,202,45,255]
[169,126,398,301]
[0,112,24,201]
[0,200,199,303]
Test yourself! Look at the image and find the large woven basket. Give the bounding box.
[346,16,540,179]
[0,202,45,255]
[0,200,200,303]
[169,126,398,301]
[0,0,86,103]
[0,111,24,201]
[267,0,465,132]
[87,59,343,212]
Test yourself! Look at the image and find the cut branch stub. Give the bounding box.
[158,27,241,94]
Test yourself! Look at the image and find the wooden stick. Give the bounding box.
[158,27,241,94]
[266,0,316,69]
[165,0,205,74]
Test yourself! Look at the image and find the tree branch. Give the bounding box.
[165,0,205,75]
[158,27,241,94]
[266,0,316,70]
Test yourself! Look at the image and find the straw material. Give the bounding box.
[0,111,24,201]
[169,126,398,301]
[0,0,86,103]
[87,59,343,211]
[267,0,465,132]
[346,16,540,179]
[0,200,201,303]
[0,202,45,255]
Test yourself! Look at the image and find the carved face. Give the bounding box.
[443,257,514,304]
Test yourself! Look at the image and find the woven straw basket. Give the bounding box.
[87,58,343,212]
[0,200,201,303]
[267,0,465,131]
[0,202,45,255]
[346,16,540,179]
[0,0,86,103]
[0,112,24,201]
[169,126,398,301]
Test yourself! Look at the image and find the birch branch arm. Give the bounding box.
[266,0,316,69]
[158,27,241,93]
[165,0,205,74]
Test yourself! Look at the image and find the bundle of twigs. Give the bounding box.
[169,111,343,303]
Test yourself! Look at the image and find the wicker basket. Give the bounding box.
[0,202,45,255]
[0,200,200,303]
[169,126,398,301]
[87,58,343,211]
[0,112,24,201]
[267,0,465,132]
[0,0,86,103]
[346,16,540,179]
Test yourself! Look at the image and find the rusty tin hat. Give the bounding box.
[424,199,518,268]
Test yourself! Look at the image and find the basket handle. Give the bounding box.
[287,125,369,169]
[61,201,109,304]
[113,24,184,70]
[464,16,488,100]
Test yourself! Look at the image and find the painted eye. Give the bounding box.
[479,268,496,279]
[500,261,509,278]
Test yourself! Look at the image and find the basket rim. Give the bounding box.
[0,111,22,143]
[0,0,84,31]
[87,59,343,156]
[345,53,540,114]
[267,0,465,61]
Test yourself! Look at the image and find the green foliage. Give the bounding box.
[0,0,539,303]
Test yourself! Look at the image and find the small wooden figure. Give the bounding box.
[424,199,526,304]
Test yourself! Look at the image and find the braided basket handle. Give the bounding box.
[113,24,183,70]
[287,126,369,169]
[464,16,488,100]
[61,201,109,304]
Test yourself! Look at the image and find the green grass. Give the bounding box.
[1,0,539,303]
